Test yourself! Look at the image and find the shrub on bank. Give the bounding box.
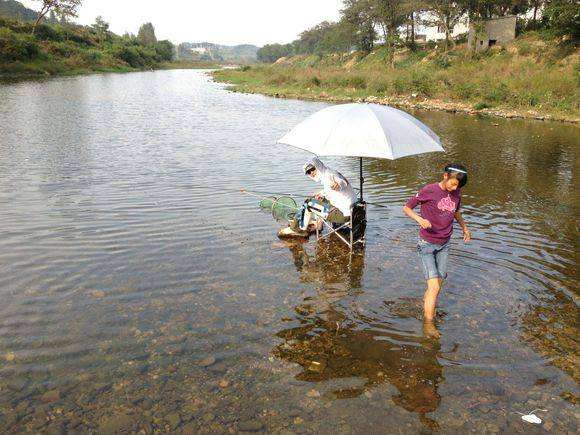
[0,17,176,76]
[0,27,39,61]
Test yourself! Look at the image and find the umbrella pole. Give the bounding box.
[359,157,363,201]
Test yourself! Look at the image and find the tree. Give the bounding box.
[92,15,109,43]
[424,1,468,50]
[374,0,414,66]
[155,40,174,61]
[31,0,82,34]
[316,19,358,53]
[543,0,579,42]
[402,1,427,45]
[461,0,528,19]
[257,43,293,63]
[342,0,378,53]
[528,0,545,22]
[137,22,157,45]
[291,20,357,55]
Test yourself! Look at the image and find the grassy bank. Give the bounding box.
[0,17,218,78]
[213,33,579,123]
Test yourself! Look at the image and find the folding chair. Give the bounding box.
[314,201,367,252]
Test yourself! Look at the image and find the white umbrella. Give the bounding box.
[278,103,444,199]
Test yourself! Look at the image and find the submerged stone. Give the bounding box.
[198,356,216,367]
[165,412,181,430]
[238,419,264,432]
[40,390,60,403]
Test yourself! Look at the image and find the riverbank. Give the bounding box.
[213,34,579,124]
[0,59,219,79]
[0,16,219,79]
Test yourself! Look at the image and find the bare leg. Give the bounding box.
[423,277,441,322]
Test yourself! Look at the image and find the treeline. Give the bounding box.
[0,16,175,75]
[257,0,578,63]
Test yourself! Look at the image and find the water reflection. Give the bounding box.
[275,239,444,426]
[0,70,578,432]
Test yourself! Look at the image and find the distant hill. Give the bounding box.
[0,0,36,21]
[178,42,259,64]
[0,0,56,23]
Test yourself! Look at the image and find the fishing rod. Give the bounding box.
[240,188,390,210]
[238,188,308,199]
[365,201,390,210]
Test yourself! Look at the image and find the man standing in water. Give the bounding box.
[403,164,471,332]
[279,157,356,238]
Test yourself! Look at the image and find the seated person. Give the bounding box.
[279,157,356,237]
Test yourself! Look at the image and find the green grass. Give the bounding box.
[213,34,579,120]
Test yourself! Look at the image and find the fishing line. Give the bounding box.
[238,188,309,199]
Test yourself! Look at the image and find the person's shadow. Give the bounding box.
[274,239,444,429]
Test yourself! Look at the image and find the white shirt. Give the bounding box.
[308,158,356,217]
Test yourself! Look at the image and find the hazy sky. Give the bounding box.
[22,0,343,46]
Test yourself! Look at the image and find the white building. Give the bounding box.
[191,47,208,54]
[416,12,469,43]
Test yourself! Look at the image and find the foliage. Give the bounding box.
[0,25,38,60]
[0,15,176,75]
[91,15,109,42]
[543,0,579,42]
[423,1,468,50]
[255,0,577,65]
[342,0,377,53]
[31,0,82,33]
[137,22,156,45]
[214,33,579,118]
[257,43,293,63]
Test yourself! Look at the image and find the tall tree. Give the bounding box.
[92,15,110,43]
[527,0,545,22]
[137,22,157,45]
[342,0,378,53]
[424,0,468,50]
[405,1,427,44]
[374,0,414,66]
[31,0,82,34]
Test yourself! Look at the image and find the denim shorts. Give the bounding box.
[417,237,450,280]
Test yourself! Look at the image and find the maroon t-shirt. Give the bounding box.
[406,183,461,245]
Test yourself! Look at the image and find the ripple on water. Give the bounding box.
[0,70,577,432]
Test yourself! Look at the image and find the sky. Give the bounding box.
[21,0,343,46]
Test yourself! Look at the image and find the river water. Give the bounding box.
[0,70,577,433]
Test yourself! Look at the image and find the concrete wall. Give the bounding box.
[468,16,517,51]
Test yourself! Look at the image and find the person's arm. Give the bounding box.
[403,205,432,229]
[454,211,471,242]
[403,188,432,229]
[329,175,343,191]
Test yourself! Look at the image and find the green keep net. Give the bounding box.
[259,196,277,209]
[259,196,298,222]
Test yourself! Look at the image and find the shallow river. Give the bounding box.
[0,70,578,433]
